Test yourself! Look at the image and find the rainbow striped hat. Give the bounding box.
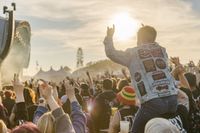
[117,86,136,105]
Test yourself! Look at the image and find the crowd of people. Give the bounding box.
[0,25,200,133]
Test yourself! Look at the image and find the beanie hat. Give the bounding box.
[117,86,136,105]
[144,118,180,133]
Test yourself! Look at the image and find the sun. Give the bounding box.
[110,12,138,41]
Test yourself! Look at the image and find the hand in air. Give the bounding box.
[171,57,185,75]
[106,24,115,38]
[64,80,77,102]
[170,57,181,66]
[39,80,53,101]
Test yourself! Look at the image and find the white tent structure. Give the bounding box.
[34,66,71,82]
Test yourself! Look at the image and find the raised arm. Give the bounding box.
[171,57,191,90]
[39,80,76,133]
[64,80,87,133]
[103,25,132,67]
[86,71,96,94]
[10,74,28,126]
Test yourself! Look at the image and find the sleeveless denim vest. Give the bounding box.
[129,43,178,104]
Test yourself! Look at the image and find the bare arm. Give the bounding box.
[39,81,76,133]
[10,74,28,125]
[171,57,191,90]
[86,71,95,94]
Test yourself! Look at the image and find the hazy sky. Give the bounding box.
[1,0,200,75]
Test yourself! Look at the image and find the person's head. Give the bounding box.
[117,79,129,92]
[185,73,197,89]
[37,112,55,133]
[80,83,90,96]
[11,122,41,133]
[4,90,12,99]
[137,25,157,45]
[103,79,113,91]
[117,86,136,106]
[0,120,7,133]
[145,118,179,133]
[23,88,36,106]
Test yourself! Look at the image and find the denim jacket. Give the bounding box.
[104,37,178,104]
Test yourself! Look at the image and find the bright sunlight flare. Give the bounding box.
[111,12,139,41]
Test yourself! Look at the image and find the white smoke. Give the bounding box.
[1,22,31,86]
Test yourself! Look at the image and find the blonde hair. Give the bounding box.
[37,112,55,133]
[0,120,7,133]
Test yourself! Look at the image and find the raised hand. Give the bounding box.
[39,79,53,101]
[106,24,115,38]
[170,57,181,66]
[64,80,77,102]
[38,80,60,111]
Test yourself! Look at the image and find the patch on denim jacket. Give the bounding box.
[137,81,147,96]
[138,49,151,59]
[151,48,164,57]
[134,72,142,82]
[155,58,166,69]
[156,85,169,91]
[152,71,166,80]
[138,48,164,59]
[143,59,156,72]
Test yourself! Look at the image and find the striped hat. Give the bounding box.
[117,86,136,105]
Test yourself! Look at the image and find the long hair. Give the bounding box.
[37,112,55,133]
[23,88,36,106]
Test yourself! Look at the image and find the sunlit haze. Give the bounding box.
[1,0,199,76]
[110,12,139,41]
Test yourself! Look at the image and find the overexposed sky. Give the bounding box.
[1,0,200,75]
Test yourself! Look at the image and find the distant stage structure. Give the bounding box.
[0,3,31,87]
[76,47,84,68]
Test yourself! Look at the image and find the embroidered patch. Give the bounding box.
[155,58,166,69]
[152,71,166,80]
[134,72,142,82]
[143,59,156,72]
[151,48,164,57]
[138,49,151,59]
[156,85,169,91]
[137,81,147,96]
